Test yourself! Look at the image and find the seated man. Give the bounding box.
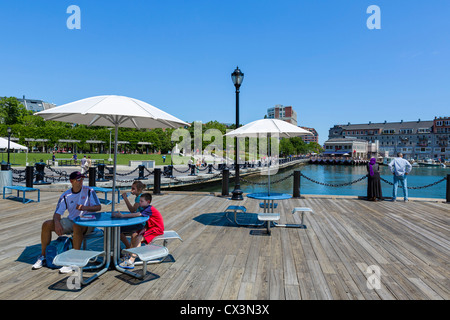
[32,171,101,273]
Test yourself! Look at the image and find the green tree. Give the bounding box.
[0,97,28,125]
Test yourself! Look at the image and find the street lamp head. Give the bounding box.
[231,66,244,88]
[7,127,12,134]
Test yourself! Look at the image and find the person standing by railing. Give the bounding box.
[367,157,382,201]
[388,152,412,202]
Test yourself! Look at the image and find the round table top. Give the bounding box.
[247,192,292,200]
[74,212,148,227]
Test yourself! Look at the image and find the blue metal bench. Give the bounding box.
[91,187,120,205]
[3,186,40,204]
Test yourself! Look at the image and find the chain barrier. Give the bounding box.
[172,166,191,173]
[240,172,295,186]
[169,171,224,185]
[380,176,447,189]
[115,167,139,176]
[299,172,368,187]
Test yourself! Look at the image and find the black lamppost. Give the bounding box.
[231,66,244,200]
[7,127,12,169]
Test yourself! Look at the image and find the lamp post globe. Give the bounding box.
[231,66,244,200]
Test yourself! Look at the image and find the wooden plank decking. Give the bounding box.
[0,190,448,300]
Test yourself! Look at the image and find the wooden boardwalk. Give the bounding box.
[0,190,448,300]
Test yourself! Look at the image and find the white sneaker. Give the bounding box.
[32,255,45,270]
[59,266,73,274]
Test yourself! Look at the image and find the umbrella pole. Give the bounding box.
[111,124,118,212]
[268,133,271,196]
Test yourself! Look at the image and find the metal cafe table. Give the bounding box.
[246,192,292,234]
[247,192,292,213]
[54,212,149,285]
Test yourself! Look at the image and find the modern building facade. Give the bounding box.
[299,126,319,143]
[17,96,56,113]
[323,137,378,159]
[267,104,297,125]
[328,117,450,160]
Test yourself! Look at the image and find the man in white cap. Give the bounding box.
[32,171,101,273]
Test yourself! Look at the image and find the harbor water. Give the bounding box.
[200,163,448,199]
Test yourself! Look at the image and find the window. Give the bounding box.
[436,121,443,126]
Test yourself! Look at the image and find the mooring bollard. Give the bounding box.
[167,165,174,178]
[153,168,161,195]
[96,163,107,182]
[88,167,96,187]
[136,165,148,180]
[293,170,301,198]
[207,164,213,174]
[189,164,197,176]
[34,161,50,185]
[222,168,229,196]
[25,166,34,188]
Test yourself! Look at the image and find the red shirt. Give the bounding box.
[140,205,164,243]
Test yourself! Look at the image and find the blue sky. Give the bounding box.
[1,0,449,144]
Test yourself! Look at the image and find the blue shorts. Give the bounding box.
[120,222,145,234]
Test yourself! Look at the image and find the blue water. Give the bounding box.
[205,164,449,199]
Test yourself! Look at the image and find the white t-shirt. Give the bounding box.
[55,186,101,221]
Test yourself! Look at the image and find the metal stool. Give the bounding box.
[292,207,313,229]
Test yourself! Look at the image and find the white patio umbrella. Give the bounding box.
[0,137,28,165]
[0,137,28,150]
[225,119,313,195]
[36,95,189,211]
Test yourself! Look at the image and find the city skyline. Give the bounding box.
[1,1,449,145]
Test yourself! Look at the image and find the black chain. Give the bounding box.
[172,166,191,173]
[169,172,223,185]
[300,172,368,187]
[241,172,295,186]
[380,176,447,189]
[115,167,139,176]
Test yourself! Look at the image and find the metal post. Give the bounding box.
[446,174,450,203]
[293,170,301,198]
[231,87,243,200]
[153,168,161,195]
[25,166,34,188]
[222,168,229,196]
[88,167,96,187]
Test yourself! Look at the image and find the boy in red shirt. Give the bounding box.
[112,193,164,269]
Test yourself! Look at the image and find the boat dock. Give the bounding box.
[0,191,448,300]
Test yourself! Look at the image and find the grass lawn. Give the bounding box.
[2,152,180,167]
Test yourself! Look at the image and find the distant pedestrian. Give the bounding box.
[80,155,88,174]
[366,157,382,201]
[388,152,412,202]
[162,155,166,163]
